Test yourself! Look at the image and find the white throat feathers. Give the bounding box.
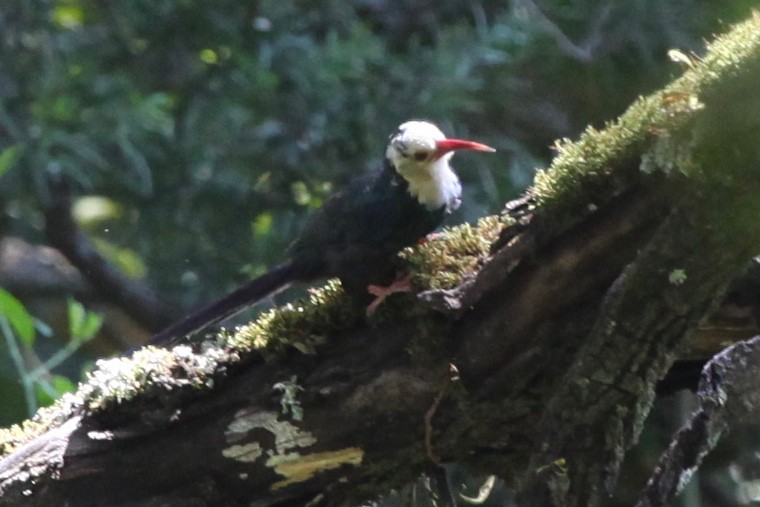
[386,121,463,212]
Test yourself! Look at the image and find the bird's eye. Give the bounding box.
[413,152,428,161]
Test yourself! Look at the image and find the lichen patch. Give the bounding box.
[269,447,364,491]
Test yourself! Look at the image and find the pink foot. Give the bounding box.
[417,231,443,245]
[366,272,413,315]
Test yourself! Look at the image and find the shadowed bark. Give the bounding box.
[636,335,760,507]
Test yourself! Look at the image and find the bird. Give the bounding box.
[150,120,495,345]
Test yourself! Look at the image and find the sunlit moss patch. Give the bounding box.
[401,215,507,291]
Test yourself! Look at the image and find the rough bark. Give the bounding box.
[636,335,760,507]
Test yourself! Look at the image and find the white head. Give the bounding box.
[385,120,495,211]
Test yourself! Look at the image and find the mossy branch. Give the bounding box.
[1,11,760,507]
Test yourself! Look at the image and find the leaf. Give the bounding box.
[0,145,21,180]
[91,238,147,278]
[34,375,77,407]
[0,288,35,347]
[34,318,53,338]
[78,312,103,341]
[253,212,273,237]
[51,374,77,395]
[72,195,124,225]
[67,298,102,342]
[68,298,86,338]
[52,4,84,29]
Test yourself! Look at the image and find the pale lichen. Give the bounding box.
[221,407,333,489]
[269,447,364,491]
[0,344,231,457]
[273,375,305,421]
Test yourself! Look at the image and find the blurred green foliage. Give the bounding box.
[0,290,100,420]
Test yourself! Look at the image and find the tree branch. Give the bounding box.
[636,335,760,507]
[42,170,175,333]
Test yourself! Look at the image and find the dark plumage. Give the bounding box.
[150,121,494,345]
[287,160,447,294]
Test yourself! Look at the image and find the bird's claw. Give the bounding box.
[366,273,413,315]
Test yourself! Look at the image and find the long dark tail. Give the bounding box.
[150,261,300,346]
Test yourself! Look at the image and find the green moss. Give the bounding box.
[401,215,507,291]
[229,279,363,356]
[531,12,760,229]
